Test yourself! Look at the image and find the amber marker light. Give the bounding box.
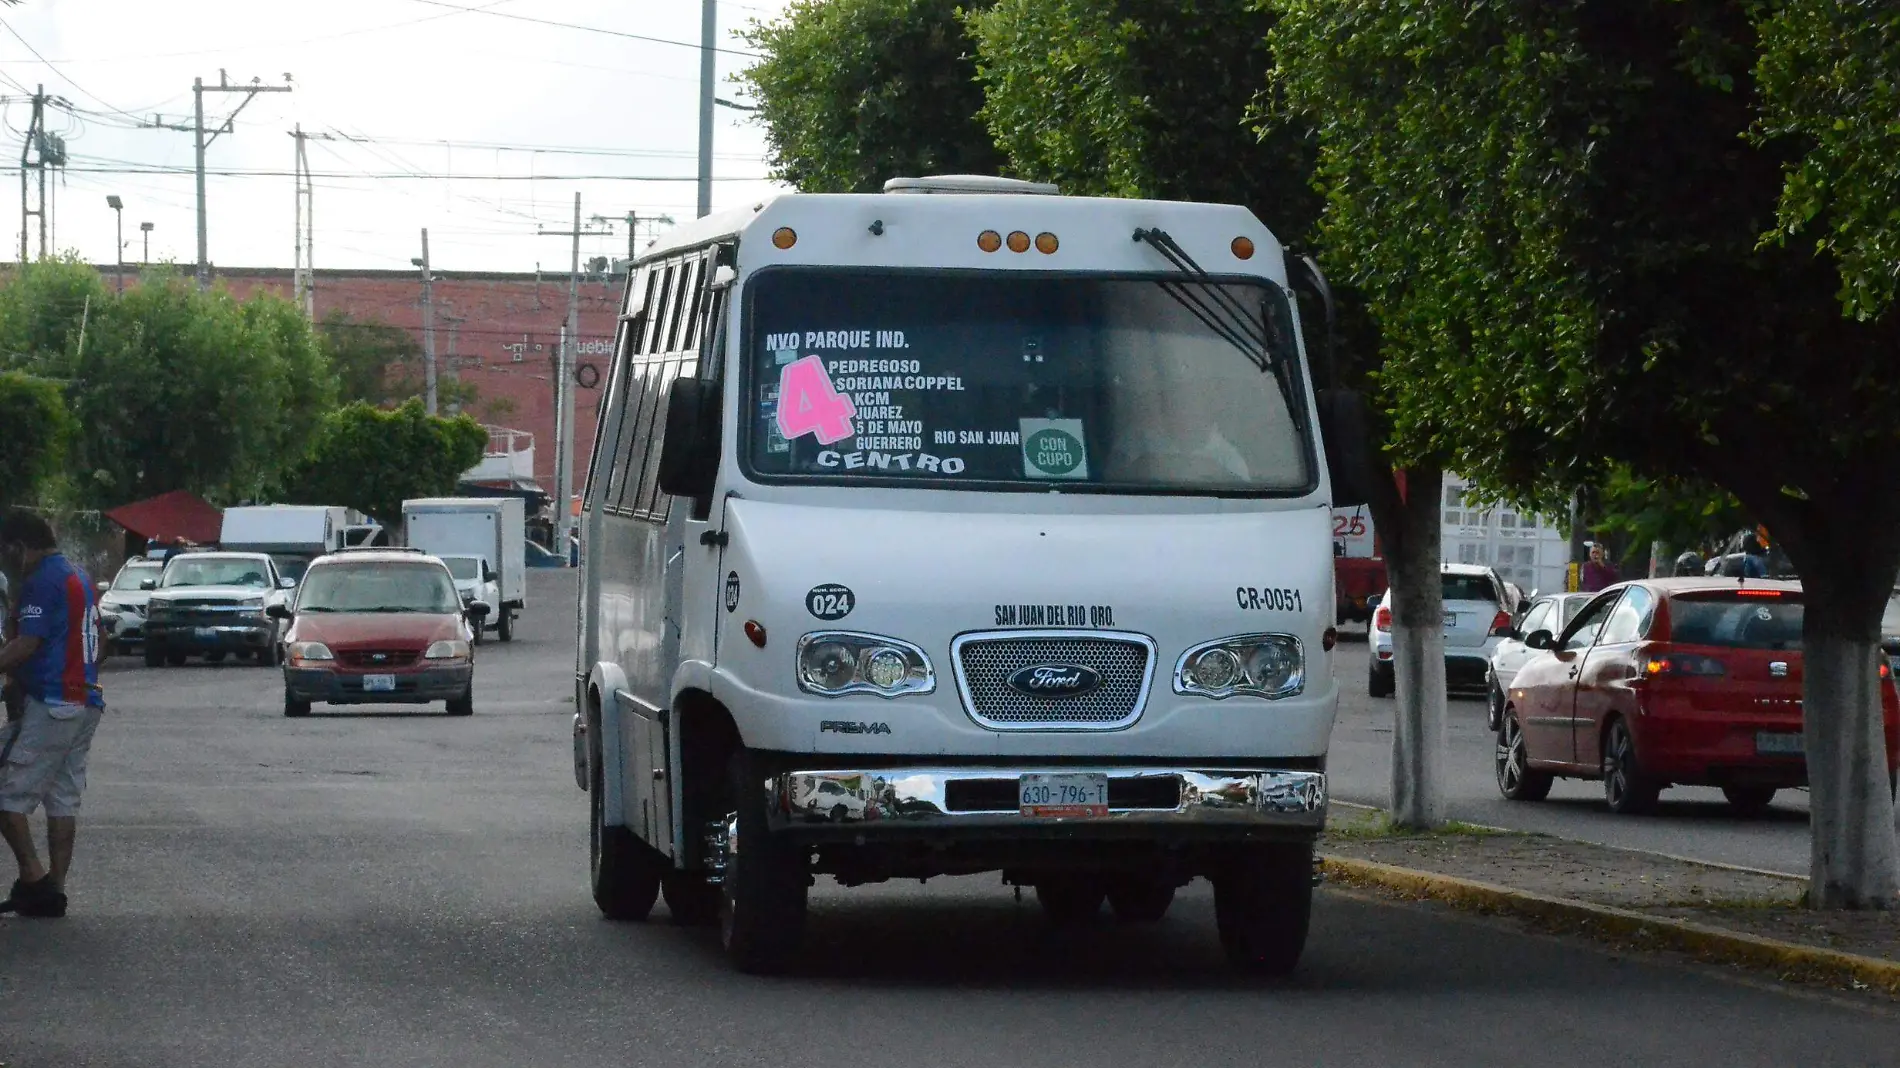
[772,227,797,250]
[1034,232,1059,254]
[1006,230,1031,253]
[1231,236,1256,260]
[744,620,768,648]
[977,230,1002,253]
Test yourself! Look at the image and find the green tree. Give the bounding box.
[1273,0,1900,905]
[738,0,1003,192]
[968,0,1319,232]
[0,261,337,508]
[281,400,487,526]
[318,310,419,405]
[0,370,72,507]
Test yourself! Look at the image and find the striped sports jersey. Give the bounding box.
[15,553,103,708]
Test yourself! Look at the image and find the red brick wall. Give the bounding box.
[218,268,623,500]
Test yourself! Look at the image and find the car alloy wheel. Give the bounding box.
[1602,719,1660,814]
[1494,711,1552,801]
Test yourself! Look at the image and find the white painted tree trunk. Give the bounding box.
[1387,465,1446,829]
[1803,632,1899,909]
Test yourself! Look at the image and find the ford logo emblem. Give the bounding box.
[1005,664,1102,698]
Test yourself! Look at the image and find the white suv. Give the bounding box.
[1368,563,1515,697]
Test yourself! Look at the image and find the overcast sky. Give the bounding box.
[0,0,795,273]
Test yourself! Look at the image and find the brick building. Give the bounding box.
[216,267,625,497]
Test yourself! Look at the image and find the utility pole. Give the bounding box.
[698,0,716,218]
[140,221,153,264]
[106,195,124,292]
[148,71,292,289]
[539,194,611,549]
[415,229,439,416]
[290,125,331,319]
[17,86,63,262]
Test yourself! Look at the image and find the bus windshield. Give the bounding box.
[745,269,1315,495]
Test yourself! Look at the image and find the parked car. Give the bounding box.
[1368,564,1516,697]
[271,548,487,717]
[1486,592,1596,729]
[95,557,166,652]
[1495,579,1900,815]
[142,551,296,667]
[437,554,503,644]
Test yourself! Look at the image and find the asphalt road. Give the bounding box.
[3,571,1894,1065]
[1328,638,1821,875]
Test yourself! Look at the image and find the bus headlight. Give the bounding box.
[1175,634,1304,700]
[795,632,935,698]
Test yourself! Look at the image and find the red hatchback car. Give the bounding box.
[1495,578,1900,814]
[270,549,486,718]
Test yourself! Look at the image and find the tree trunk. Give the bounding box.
[1384,463,1446,829]
[1752,495,1900,910]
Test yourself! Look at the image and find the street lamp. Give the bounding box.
[139,221,153,265]
[105,195,124,293]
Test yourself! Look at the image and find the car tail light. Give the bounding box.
[1491,610,1512,633]
[1882,660,1892,680]
[1642,654,1727,678]
[1732,589,1783,598]
[1374,606,1392,630]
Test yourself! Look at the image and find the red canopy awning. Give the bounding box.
[103,490,223,545]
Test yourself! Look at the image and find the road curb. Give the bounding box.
[1321,855,1900,996]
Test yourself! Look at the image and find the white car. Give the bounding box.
[437,554,502,643]
[95,557,167,651]
[1485,591,1595,729]
[1369,563,1515,697]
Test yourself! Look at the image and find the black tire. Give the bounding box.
[829,803,849,823]
[1035,875,1107,923]
[1486,676,1505,733]
[498,609,515,643]
[589,723,663,921]
[144,645,164,668]
[446,686,474,716]
[1602,718,1661,815]
[1495,709,1554,802]
[1213,842,1313,975]
[661,871,722,926]
[720,749,808,973]
[1368,658,1395,698]
[1722,785,1777,816]
[205,651,226,664]
[1106,880,1176,922]
[167,652,187,667]
[284,689,311,718]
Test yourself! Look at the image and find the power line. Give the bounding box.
[328,130,758,162]
[398,0,761,58]
[1,162,768,181]
[0,17,144,124]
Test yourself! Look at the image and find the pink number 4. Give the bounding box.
[775,355,857,445]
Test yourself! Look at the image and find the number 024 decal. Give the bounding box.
[806,583,855,621]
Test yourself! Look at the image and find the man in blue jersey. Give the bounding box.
[0,510,107,918]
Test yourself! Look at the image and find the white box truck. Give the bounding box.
[220,504,377,583]
[401,497,526,641]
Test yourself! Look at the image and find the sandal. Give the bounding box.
[1,876,67,918]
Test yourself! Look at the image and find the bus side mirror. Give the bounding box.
[658,377,720,500]
[1316,388,1374,508]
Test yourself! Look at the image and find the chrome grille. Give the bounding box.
[952,630,1155,731]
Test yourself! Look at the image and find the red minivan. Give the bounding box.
[1495,578,1900,814]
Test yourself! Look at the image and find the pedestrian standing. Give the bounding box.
[0,510,107,918]
[1580,543,1618,593]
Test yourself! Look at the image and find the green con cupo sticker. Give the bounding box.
[1020,419,1089,479]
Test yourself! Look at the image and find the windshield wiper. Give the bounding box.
[1132,227,1307,433]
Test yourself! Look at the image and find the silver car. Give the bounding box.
[1369,563,1515,697]
[95,557,167,651]
[1485,591,1595,729]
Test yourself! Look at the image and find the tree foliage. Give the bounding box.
[1271,0,1900,903]
[281,400,487,526]
[738,0,1003,192]
[0,370,72,508]
[968,0,1319,239]
[0,261,336,509]
[1755,1,1900,319]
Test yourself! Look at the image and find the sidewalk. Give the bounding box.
[1321,808,1900,995]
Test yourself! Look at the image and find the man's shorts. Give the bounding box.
[0,697,104,819]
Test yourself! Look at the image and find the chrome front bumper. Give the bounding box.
[767,766,1326,833]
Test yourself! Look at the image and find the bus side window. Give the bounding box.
[586,272,644,511]
[678,256,709,352]
[638,358,690,517]
[602,338,648,512]
[615,360,664,514]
